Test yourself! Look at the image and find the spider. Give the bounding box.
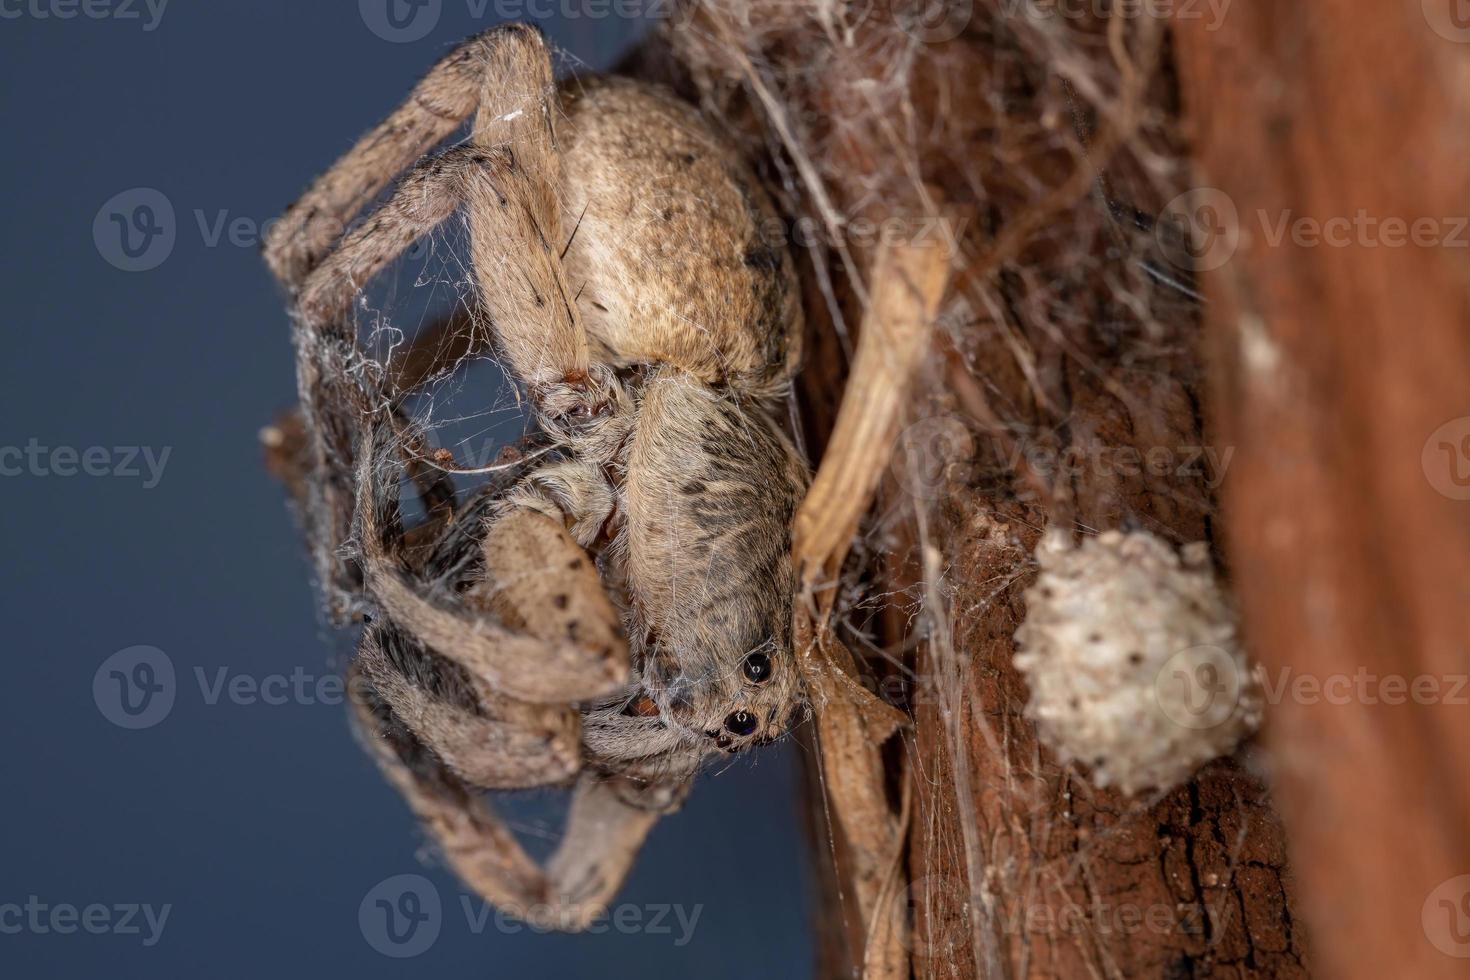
[262,25,808,928]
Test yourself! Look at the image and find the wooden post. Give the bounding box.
[1172,5,1470,978]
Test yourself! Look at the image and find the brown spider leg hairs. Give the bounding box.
[281,21,630,693]
[262,25,600,620]
[263,26,688,928]
[268,399,674,926]
[347,641,667,926]
[265,25,545,292]
[347,423,680,928]
[288,138,628,700]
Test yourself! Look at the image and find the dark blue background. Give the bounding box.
[0,3,815,977]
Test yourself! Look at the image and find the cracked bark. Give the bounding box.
[629,5,1312,976]
[902,316,1308,978]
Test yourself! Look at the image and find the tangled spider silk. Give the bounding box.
[647,3,1292,972]
[1014,529,1262,794]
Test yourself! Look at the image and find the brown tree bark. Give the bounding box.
[636,3,1314,976]
[1171,5,1470,980]
[902,355,1308,977]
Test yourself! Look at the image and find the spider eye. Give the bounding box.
[724,710,758,737]
[741,652,772,684]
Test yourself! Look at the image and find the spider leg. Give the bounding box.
[290,136,568,614]
[499,460,616,549]
[294,144,496,335]
[470,505,621,649]
[356,426,629,704]
[287,144,496,618]
[538,773,687,927]
[274,22,601,418]
[291,112,597,395]
[264,305,481,552]
[357,623,581,789]
[350,671,683,931]
[460,28,603,415]
[348,667,548,908]
[280,27,608,615]
[263,24,548,291]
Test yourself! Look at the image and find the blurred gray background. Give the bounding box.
[0,3,815,977]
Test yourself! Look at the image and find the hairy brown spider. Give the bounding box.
[262,25,808,927]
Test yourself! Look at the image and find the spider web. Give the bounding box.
[333,53,824,877]
[328,4,1249,967]
[652,0,1252,975]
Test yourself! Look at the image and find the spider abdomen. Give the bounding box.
[555,78,804,393]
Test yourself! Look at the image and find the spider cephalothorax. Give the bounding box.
[263,25,807,927]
